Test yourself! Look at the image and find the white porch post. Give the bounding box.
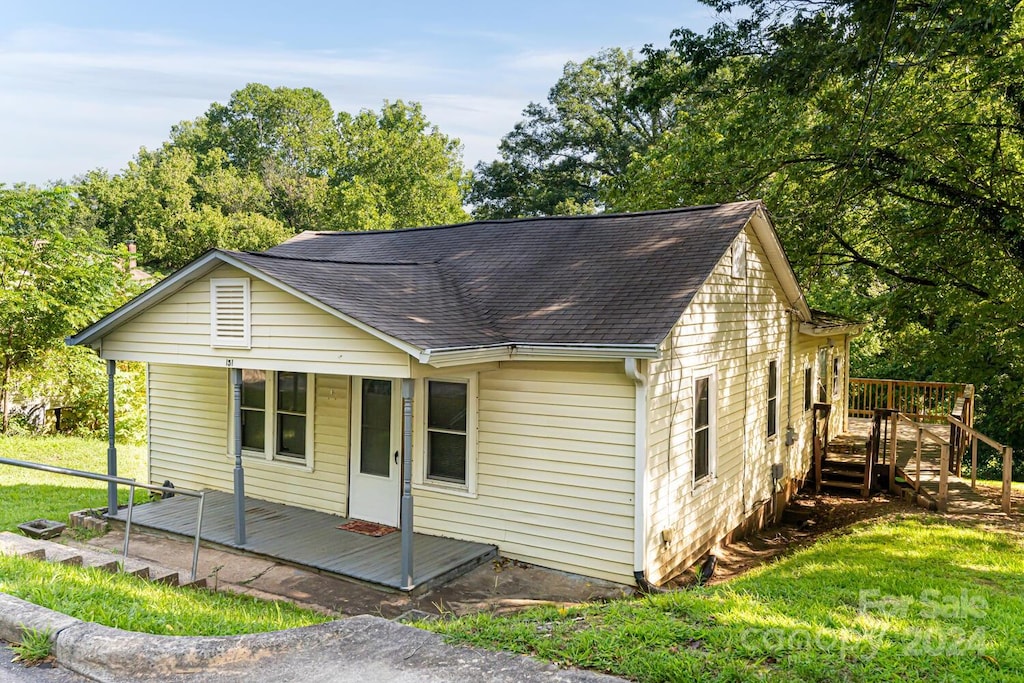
[231,368,246,545]
[400,378,414,590]
[106,359,118,516]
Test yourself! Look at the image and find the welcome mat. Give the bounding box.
[337,519,398,537]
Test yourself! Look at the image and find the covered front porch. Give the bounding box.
[110,490,497,592]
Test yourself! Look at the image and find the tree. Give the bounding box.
[618,0,1024,454]
[470,48,672,219]
[0,185,133,432]
[331,100,469,230]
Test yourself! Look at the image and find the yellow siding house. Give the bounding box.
[70,201,861,588]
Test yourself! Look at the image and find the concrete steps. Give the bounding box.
[0,532,207,588]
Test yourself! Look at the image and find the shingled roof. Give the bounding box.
[238,201,763,350]
[71,200,813,359]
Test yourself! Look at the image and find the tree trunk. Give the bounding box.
[0,354,11,434]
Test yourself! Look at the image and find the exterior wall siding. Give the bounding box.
[147,364,350,516]
[410,360,637,584]
[645,224,808,584]
[103,265,409,377]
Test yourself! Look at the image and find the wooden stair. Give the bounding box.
[0,532,207,588]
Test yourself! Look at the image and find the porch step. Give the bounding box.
[0,532,198,588]
[820,479,865,491]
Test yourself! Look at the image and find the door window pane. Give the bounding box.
[427,380,467,484]
[360,379,391,477]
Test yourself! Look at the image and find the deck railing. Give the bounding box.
[849,378,973,423]
[0,456,205,581]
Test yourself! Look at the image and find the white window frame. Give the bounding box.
[413,373,478,497]
[210,278,251,349]
[692,368,717,488]
[803,366,813,412]
[767,358,780,439]
[230,370,315,470]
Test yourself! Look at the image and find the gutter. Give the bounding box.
[624,357,656,591]
[420,343,661,367]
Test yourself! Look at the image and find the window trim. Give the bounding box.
[692,368,717,488]
[210,278,251,349]
[803,366,813,412]
[231,370,314,470]
[767,358,779,439]
[413,373,478,497]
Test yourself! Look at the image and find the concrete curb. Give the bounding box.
[0,593,621,682]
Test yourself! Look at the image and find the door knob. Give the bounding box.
[394,450,399,464]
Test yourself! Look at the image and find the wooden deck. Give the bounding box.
[845,417,1001,514]
[110,491,497,591]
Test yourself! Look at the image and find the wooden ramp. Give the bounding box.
[845,417,1001,515]
[110,491,497,592]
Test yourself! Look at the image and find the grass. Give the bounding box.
[0,554,329,635]
[9,627,53,663]
[0,435,146,531]
[425,517,1024,682]
[0,435,330,636]
[974,478,1024,491]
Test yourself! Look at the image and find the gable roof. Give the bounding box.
[70,201,813,362]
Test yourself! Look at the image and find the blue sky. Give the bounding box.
[0,1,720,185]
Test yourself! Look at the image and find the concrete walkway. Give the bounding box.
[0,593,622,683]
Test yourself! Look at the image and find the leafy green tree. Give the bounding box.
[331,100,469,230]
[470,48,672,218]
[0,185,133,433]
[618,0,1024,456]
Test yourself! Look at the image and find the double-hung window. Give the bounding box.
[693,373,715,484]
[426,380,468,484]
[767,359,779,438]
[238,370,311,466]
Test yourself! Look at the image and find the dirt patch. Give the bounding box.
[669,490,924,587]
[670,486,1024,587]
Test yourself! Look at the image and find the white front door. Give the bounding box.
[349,377,401,526]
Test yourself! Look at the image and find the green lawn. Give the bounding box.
[0,435,330,636]
[0,554,329,635]
[426,518,1024,682]
[975,478,1024,491]
[0,435,146,531]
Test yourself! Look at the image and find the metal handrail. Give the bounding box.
[0,456,205,581]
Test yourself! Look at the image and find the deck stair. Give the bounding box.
[0,531,206,588]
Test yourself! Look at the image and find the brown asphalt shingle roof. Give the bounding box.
[230,201,763,350]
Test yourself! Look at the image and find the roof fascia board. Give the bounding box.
[747,208,813,321]
[67,251,226,347]
[798,322,867,338]
[421,343,661,367]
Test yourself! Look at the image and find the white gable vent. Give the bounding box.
[210,278,251,348]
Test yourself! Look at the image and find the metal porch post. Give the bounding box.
[232,368,246,545]
[106,360,117,516]
[400,378,415,590]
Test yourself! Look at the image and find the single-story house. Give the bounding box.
[69,200,862,588]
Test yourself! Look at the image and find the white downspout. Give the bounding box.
[625,358,651,588]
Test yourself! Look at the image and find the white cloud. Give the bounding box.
[0,25,538,183]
